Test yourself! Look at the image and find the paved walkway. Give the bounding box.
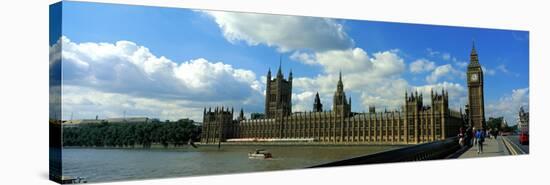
[459,137,509,159]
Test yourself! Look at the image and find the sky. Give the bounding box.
[50,1,529,125]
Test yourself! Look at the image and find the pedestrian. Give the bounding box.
[476,128,485,154]
[472,127,477,147]
[458,127,465,147]
[493,129,498,140]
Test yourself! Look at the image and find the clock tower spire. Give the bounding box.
[467,41,485,129]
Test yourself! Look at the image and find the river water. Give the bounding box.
[62,145,399,183]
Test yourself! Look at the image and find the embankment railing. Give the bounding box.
[309,137,461,168]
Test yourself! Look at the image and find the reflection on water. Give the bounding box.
[62,145,399,182]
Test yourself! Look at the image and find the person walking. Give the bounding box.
[472,127,477,147]
[458,127,465,147]
[475,129,486,154]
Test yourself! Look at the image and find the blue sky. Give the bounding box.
[52,1,529,124]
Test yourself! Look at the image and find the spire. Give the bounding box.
[470,40,479,64]
[277,55,283,77]
[239,108,244,120]
[313,92,323,112]
[315,92,321,102]
[471,40,477,55]
[289,69,293,79]
[337,70,344,91]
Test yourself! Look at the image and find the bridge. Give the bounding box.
[309,135,528,168]
[458,135,527,158]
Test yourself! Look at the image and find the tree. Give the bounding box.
[62,119,200,148]
[486,117,503,130]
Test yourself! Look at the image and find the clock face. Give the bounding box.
[471,73,478,82]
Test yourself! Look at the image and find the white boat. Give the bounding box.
[248,149,272,159]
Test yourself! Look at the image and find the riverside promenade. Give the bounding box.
[459,136,527,159]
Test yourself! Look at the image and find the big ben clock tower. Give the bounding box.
[467,42,486,129]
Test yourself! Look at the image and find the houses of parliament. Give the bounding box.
[201,44,485,145]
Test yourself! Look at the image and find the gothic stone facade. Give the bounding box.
[202,54,475,145]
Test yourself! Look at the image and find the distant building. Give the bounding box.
[517,106,529,132]
[201,46,489,145]
[201,68,464,145]
[500,119,508,130]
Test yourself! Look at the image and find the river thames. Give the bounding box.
[62,145,400,182]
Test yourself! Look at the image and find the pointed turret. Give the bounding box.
[471,40,477,56]
[333,70,350,117]
[313,92,323,112]
[315,92,321,103]
[277,56,283,78]
[337,71,344,92]
[470,40,479,65]
[239,108,245,120]
[289,69,293,80]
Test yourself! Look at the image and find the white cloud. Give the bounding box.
[486,88,529,124]
[290,51,317,65]
[426,64,464,84]
[442,53,451,61]
[456,61,469,68]
[55,36,265,121]
[494,64,519,77]
[412,82,468,110]
[425,48,469,69]
[292,48,405,77]
[359,78,409,110]
[203,10,414,112]
[198,13,476,114]
[426,48,440,57]
[59,36,261,101]
[482,66,496,76]
[292,48,407,111]
[292,91,316,112]
[496,64,509,73]
[204,11,354,52]
[62,85,207,121]
[410,59,436,73]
